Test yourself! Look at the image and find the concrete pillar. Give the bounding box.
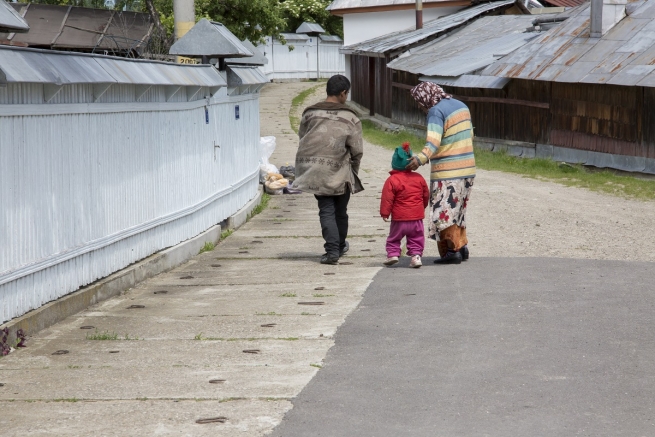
[173,0,195,41]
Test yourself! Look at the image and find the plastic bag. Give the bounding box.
[259,136,278,183]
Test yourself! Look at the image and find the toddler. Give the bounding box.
[380,142,429,268]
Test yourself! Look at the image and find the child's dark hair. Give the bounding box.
[326,75,351,97]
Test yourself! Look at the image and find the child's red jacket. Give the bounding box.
[380,170,429,221]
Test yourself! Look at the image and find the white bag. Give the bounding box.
[259,136,278,183]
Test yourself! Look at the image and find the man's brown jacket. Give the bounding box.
[293,102,364,196]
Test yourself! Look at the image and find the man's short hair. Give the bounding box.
[326,75,351,97]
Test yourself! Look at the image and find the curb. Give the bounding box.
[1,188,263,342]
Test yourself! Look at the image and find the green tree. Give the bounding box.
[281,0,342,38]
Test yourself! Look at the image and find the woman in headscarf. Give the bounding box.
[405,82,476,265]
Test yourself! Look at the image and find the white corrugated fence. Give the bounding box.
[0,47,265,324]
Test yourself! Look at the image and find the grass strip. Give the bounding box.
[360,120,655,201]
[290,84,324,133]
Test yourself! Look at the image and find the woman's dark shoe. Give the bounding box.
[320,253,340,265]
[460,245,469,261]
[434,251,462,265]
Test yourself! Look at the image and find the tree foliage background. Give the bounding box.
[30,0,343,44]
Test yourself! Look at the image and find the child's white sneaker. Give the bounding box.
[409,255,422,268]
[383,256,399,266]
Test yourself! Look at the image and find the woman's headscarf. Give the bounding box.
[410,82,451,110]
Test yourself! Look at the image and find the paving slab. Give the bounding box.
[270,257,655,437]
[0,399,291,437]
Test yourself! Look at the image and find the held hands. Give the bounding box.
[405,156,420,171]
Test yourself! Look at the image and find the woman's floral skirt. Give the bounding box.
[428,177,474,241]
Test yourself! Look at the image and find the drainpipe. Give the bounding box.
[416,0,423,29]
[590,0,602,38]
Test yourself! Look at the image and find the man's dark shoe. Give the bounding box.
[434,251,462,265]
[339,241,349,257]
[460,245,469,261]
[320,253,339,265]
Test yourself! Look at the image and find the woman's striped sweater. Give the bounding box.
[415,98,476,181]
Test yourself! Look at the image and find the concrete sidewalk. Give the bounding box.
[0,82,394,436]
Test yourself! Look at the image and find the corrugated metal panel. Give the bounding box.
[280,32,310,41]
[0,0,28,32]
[340,0,515,56]
[388,15,541,75]
[0,46,226,87]
[296,22,326,34]
[0,93,261,324]
[227,66,269,86]
[169,19,253,58]
[320,35,344,42]
[484,1,655,86]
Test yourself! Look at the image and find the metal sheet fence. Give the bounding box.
[258,37,345,80]
[0,93,260,323]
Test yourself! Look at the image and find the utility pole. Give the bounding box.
[416,0,423,29]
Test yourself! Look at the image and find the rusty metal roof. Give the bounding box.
[0,0,28,33]
[2,4,152,54]
[0,45,226,87]
[484,1,655,86]
[420,74,512,88]
[340,0,515,57]
[388,14,543,75]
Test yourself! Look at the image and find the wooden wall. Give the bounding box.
[350,54,392,118]
[389,71,655,159]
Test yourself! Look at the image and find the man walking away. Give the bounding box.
[293,75,364,265]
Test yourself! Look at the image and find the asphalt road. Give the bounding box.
[270,257,655,437]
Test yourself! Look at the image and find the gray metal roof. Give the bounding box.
[419,74,511,89]
[296,22,325,34]
[0,45,226,87]
[225,39,268,65]
[169,19,253,58]
[280,32,310,41]
[320,34,344,42]
[387,15,542,75]
[340,0,515,57]
[227,66,269,86]
[483,1,655,86]
[0,0,28,33]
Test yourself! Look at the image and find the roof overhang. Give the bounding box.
[329,0,470,16]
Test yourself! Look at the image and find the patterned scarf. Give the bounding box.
[410,82,452,111]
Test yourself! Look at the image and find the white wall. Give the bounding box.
[342,6,464,46]
[259,37,345,80]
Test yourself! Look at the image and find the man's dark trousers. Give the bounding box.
[315,190,350,257]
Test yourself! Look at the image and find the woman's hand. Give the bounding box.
[405,156,420,171]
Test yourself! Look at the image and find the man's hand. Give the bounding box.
[405,156,420,171]
[382,216,389,222]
